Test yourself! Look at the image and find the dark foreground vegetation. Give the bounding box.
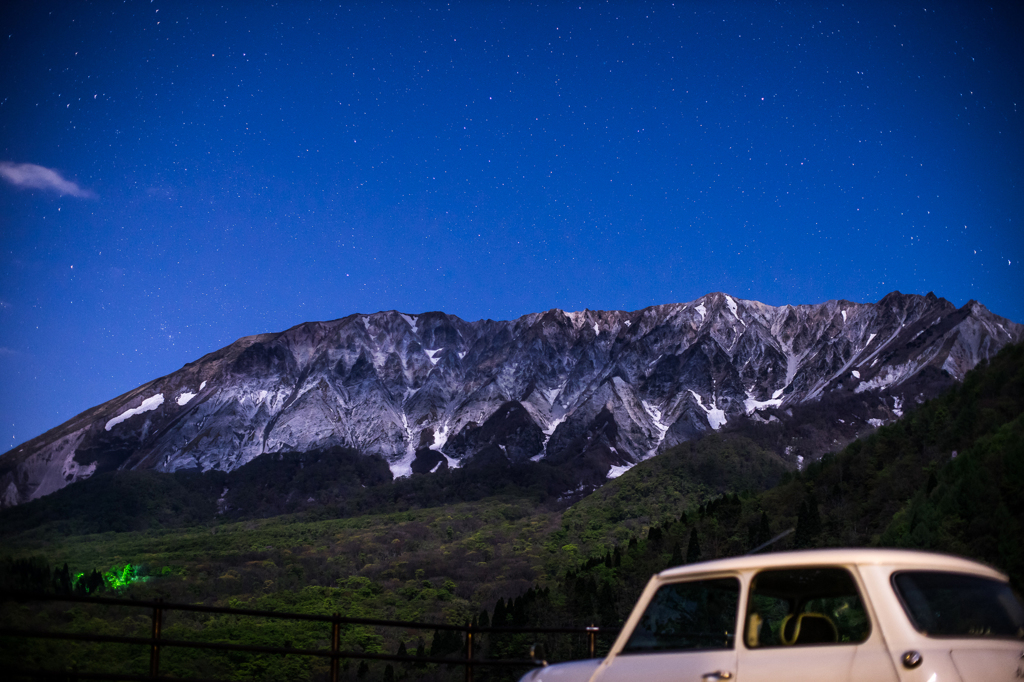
[2,343,1022,681]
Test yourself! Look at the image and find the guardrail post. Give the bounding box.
[150,598,163,680]
[588,624,597,658]
[465,622,473,682]
[330,612,340,682]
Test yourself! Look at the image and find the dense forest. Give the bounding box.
[2,342,1022,681]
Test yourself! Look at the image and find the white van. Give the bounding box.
[520,548,1024,682]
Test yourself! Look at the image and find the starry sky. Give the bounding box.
[2,1,1022,452]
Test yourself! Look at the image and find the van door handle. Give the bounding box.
[702,672,733,682]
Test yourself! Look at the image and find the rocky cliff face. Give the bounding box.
[2,291,1020,507]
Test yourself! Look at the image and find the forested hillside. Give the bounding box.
[2,343,1021,681]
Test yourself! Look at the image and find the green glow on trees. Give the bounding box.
[102,564,145,589]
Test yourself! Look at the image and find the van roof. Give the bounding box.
[656,548,1006,582]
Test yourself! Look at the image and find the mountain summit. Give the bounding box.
[2,291,1020,508]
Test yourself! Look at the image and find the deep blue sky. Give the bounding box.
[2,1,1022,451]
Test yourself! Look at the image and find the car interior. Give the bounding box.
[744,567,870,647]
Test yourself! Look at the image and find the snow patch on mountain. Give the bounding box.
[689,390,727,430]
[540,384,563,406]
[542,414,567,437]
[782,347,803,391]
[106,394,164,431]
[724,295,745,326]
[389,450,417,479]
[540,410,569,457]
[176,391,197,406]
[400,413,416,455]
[400,313,419,334]
[564,310,586,330]
[855,361,920,394]
[607,463,634,479]
[743,391,783,415]
[429,423,450,451]
[641,399,670,456]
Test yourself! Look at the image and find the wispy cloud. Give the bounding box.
[0,162,96,198]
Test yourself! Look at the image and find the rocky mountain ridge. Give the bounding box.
[2,290,1021,508]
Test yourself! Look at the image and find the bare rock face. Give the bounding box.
[1,291,1021,507]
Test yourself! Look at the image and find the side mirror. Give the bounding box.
[530,642,548,667]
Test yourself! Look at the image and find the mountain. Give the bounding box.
[2,291,1021,508]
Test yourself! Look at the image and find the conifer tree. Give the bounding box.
[492,597,507,626]
[669,542,683,567]
[647,526,663,550]
[686,529,701,563]
[53,563,72,595]
[795,501,810,547]
[758,511,772,547]
[795,494,821,547]
[415,641,426,668]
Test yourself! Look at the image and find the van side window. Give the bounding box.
[622,577,740,653]
[744,567,870,647]
[892,571,1024,638]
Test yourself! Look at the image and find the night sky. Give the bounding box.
[2,1,1022,452]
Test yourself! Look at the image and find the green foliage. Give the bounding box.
[561,433,788,551]
[879,413,1024,584]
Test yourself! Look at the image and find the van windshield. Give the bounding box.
[892,571,1024,639]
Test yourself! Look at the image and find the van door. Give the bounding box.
[595,576,740,682]
[738,566,897,682]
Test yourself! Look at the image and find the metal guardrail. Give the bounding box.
[0,591,618,682]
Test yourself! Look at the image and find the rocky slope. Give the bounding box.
[2,291,1020,507]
